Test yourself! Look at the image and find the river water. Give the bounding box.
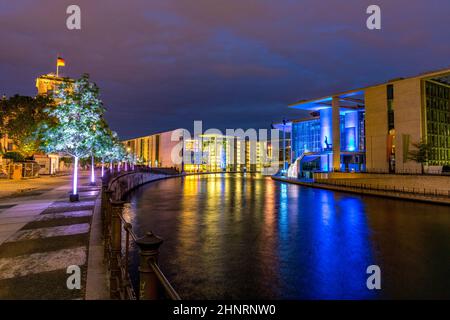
[124,173,450,299]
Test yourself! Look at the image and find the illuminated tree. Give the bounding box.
[40,74,105,201]
[95,125,121,177]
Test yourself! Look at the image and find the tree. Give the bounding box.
[408,140,432,174]
[0,95,52,157]
[93,122,120,178]
[109,141,127,172]
[39,74,105,201]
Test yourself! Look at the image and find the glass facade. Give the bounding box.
[340,111,365,152]
[387,84,395,131]
[291,119,320,159]
[358,111,366,151]
[290,110,366,174]
[426,81,450,165]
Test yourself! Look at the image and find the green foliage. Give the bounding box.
[3,151,25,162]
[39,74,106,158]
[408,140,432,173]
[91,120,116,159]
[61,157,73,164]
[408,140,432,164]
[0,95,52,157]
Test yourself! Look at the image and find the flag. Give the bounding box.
[57,57,65,67]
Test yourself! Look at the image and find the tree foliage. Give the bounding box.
[39,74,105,158]
[0,95,52,156]
[91,119,124,163]
[408,140,432,164]
[408,140,432,173]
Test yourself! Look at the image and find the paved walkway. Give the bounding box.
[0,173,108,299]
[0,173,84,199]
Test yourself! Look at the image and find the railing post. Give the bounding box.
[103,190,114,261]
[104,191,114,227]
[135,232,164,300]
[100,185,108,221]
[110,200,125,299]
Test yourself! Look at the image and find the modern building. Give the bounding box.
[123,129,182,171]
[124,132,271,173]
[270,122,292,171]
[279,67,450,177]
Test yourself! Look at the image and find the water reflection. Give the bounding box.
[127,174,450,299]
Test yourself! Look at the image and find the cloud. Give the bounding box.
[0,0,449,139]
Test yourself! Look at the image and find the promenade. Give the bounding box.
[0,174,73,199]
[0,172,108,299]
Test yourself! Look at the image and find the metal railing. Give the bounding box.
[101,169,181,300]
[314,178,450,199]
[0,163,11,179]
[314,168,450,176]
[0,162,40,179]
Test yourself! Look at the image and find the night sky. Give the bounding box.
[1,0,449,139]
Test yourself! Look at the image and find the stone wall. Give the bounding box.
[365,85,389,172]
[313,172,450,191]
[107,172,169,201]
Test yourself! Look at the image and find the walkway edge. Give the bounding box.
[85,193,109,300]
[271,176,450,205]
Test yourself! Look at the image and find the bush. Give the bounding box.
[3,152,25,162]
[442,165,450,173]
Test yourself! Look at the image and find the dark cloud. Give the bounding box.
[1,0,449,139]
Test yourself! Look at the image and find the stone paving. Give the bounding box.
[0,173,87,199]
[0,177,103,299]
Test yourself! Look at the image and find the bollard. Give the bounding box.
[135,231,164,300]
[109,200,125,299]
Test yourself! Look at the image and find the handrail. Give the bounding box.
[101,171,181,300]
[119,214,138,241]
[149,260,181,300]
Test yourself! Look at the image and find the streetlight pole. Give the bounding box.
[282,118,286,173]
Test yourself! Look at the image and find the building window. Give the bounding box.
[387,84,395,131]
[425,81,450,165]
[291,119,320,159]
[358,111,366,151]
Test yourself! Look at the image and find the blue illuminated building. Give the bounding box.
[274,68,450,177]
[273,91,366,177]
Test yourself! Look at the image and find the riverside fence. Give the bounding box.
[101,167,181,300]
[314,178,450,199]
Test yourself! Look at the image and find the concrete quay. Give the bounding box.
[272,175,450,205]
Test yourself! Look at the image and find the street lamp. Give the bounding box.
[282,118,287,174]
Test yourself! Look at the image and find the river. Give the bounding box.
[124,173,450,299]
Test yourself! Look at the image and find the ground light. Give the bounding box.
[90,155,96,186]
[70,156,79,202]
